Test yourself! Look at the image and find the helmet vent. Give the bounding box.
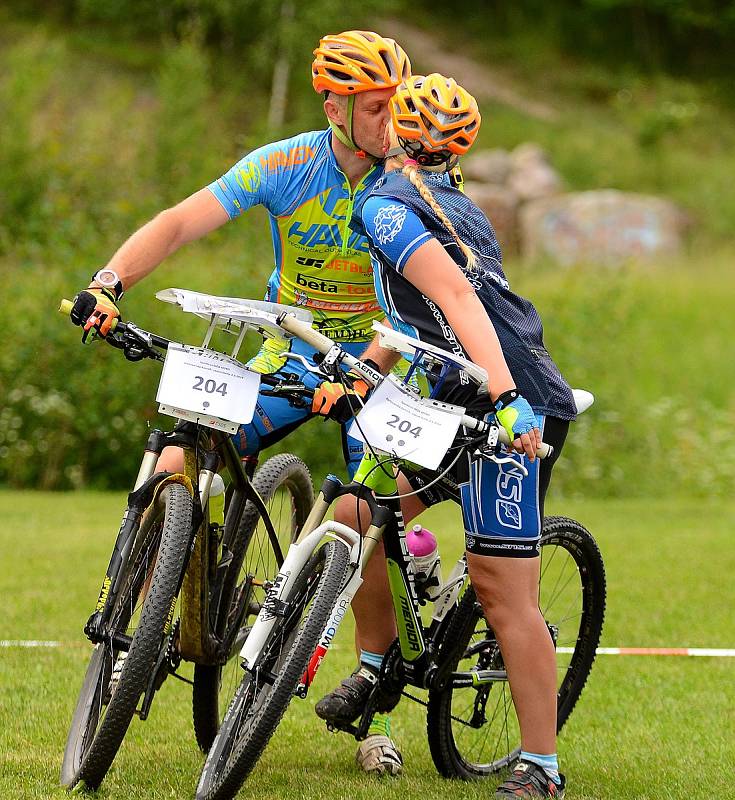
[377,50,396,79]
[325,67,353,82]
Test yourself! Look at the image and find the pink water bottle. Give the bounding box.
[407,524,442,602]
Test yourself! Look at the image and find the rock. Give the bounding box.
[508,143,562,201]
[520,190,690,265]
[509,142,549,168]
[464,182,520,255]
[460,149,512,184]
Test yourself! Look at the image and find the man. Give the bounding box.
[71,29,410,774]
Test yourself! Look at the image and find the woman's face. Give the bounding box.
[381,122,392,155]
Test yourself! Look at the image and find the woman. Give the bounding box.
[316,74,576,798]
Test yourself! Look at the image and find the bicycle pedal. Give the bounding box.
[325,720,358,736]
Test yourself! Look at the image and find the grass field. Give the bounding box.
[1,490,733,799]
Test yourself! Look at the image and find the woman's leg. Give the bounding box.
[467,552,557,754]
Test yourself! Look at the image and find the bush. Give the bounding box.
[1,21,733,498]
[514,256,735,499]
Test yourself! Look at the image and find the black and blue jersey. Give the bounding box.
[352,170,576,420]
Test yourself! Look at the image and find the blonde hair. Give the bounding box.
[387,129,476,270]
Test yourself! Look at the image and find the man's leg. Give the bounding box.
[316,473,427,775]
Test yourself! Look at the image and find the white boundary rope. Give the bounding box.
[2,641,735,656]
[557,646,735,657]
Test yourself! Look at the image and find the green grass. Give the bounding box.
[1,490,733,799]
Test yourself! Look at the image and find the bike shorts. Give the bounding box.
[403,414,569,558]
[230,336,368,478]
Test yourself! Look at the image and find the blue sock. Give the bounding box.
[360,649,384,671]
[520,751,561,785]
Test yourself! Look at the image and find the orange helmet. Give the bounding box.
[312,30,411,95]
[390,74,481,165]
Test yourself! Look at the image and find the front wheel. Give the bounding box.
[196,540,350,800]
[192,454,313,752]
[61,483,193,789]
[427,516,606,779]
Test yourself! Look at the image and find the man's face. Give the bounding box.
[350,87,396,158]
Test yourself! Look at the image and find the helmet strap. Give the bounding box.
[449,163,465,191]
[329,95,357,150]
[329,95,373,160]
[385,146,406,159]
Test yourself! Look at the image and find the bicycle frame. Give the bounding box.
[84,409,283,675]
[239,448,469,703]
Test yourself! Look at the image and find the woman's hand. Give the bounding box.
[494,391,542,462]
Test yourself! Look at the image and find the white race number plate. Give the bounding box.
[156,344,260,433]
[348,375,464,470]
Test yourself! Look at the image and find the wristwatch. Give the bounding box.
[91,268,124,300]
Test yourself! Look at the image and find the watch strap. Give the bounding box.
[89,270,124,300]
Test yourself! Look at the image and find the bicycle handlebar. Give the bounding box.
[59,298,551,459]
[276,313,552,459]
[59,298,311,400]
[59,299,74,316]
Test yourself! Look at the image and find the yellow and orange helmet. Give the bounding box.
[312,30,411,95]
[390,73,481,165]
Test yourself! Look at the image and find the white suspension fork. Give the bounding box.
[297,559,364,692]
[239,522,362,669]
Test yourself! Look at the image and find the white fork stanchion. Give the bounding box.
[239,522,362,670]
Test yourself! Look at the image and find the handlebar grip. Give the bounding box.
[497,426,552,459]
[58,297,120,334]
[277,313,338,355]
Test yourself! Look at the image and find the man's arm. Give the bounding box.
[100,188,229,291]
[358,322,402,374]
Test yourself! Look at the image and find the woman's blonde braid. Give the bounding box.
[402,163,477,270]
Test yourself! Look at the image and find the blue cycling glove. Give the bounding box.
[494,389,537,444]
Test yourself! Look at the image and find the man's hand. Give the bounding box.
[494,389,541,462]
[70,288,120,343]
[311,375,371,424]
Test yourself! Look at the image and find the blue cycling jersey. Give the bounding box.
[208,129,385,343]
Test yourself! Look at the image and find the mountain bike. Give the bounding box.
[194,311,606,800]
[58,291,319,790]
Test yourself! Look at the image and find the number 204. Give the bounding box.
[193,376,228,396]
[387,414,422,438]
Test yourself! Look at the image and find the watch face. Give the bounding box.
[95,269,119,287]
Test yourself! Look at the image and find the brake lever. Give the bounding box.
[473,424,529,478]
[260,382,312,408]
[279,352,331,378]
[105,325,163,362]
[476,448,529,477]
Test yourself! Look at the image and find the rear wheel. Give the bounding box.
[196,540,350,800]
[61,483,193,789]
[427,516,606,778]
[192,454,313,752]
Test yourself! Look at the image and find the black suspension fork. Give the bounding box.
[84,424,199,644]
[84,430,171,643]
[215,435,284,565]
